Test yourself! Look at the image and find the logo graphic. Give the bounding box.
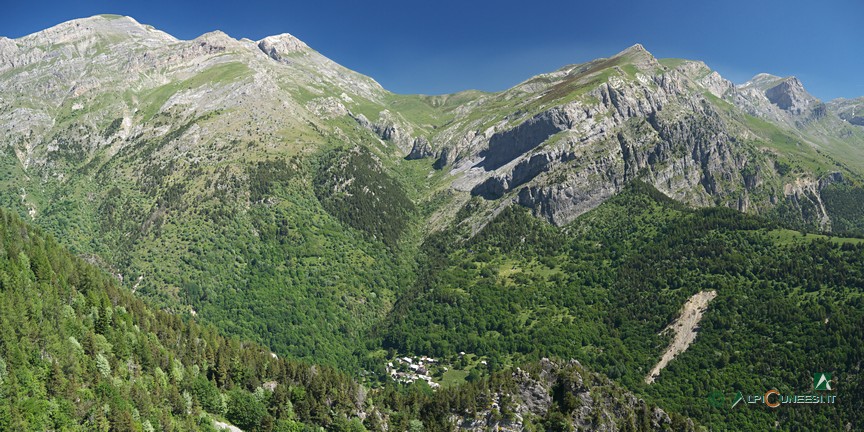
[814,373,832,391]
[765,389,781,408]
[731,391,744,408]
[709,374,838,410]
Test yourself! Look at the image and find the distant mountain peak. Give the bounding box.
[612,43,652,59]
[257,33,310,61]
[620,43,648,54]
[753,72,781,80]
[8,14,177,46]
[740,73,784,90]
[610,43,659,70]
[764,76,820,114]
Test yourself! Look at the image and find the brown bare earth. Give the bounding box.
[645,290,717,384]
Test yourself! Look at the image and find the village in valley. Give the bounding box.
[387,355,442,388]
[384,352,490,389]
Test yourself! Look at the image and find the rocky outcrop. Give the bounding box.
[671,61,734,99]
[450,359,695,432]
[0,37,18,72]
[406,136,433,160]
[765,77,817,114]
[827,97,864,127]
[257,33,309,61]
[782,172,844,229]
[476,107,575,170]
[352,110,416,153]
[698,71,734,98]
[469,72,674,202]
[735,74,826,127]
[305,97,348,119]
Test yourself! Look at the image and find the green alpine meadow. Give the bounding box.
[1,13,863,431]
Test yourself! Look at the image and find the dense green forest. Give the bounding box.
[0,206,692,431]
[13,142,422,371]
[313,147,416,250]
[381,181,864,431]
[0,207,377,430]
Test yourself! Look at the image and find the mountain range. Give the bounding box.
[1,15,864,431]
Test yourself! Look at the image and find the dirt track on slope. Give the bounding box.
[645,290,717,384]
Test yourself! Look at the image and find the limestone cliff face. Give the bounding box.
[414,49,860,230]
[510,96,753,225]
[765,78,818,115]
[257,33,310,60]
[734,74,828,128]
[438,54,764,226]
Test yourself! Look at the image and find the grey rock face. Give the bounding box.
[352,110,416,153]
[406,136,433,160]
[828,97,864,127]
[0,37,19,72]
[698,71,735,98]
[467,64,750,225]
[305,97,349,119]
[765,77,816,114]
[441,51,860,230]
[736,74,826,126]
[477,107,576,170]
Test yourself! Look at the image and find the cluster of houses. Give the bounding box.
[386,355,443,388]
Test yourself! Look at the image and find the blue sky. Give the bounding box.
[2,0,862,99]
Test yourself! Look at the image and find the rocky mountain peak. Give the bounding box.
[764,76,819,114]
[618,43,648,55]
[740,73,783,91]
[611,43,659,69]
[14,15,176,46]
[257,33,310,62]
[191,30,246,53]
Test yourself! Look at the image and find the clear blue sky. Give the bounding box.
[2,0,862,99]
